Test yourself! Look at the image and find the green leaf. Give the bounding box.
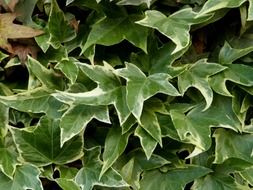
[56,178,80,190]
[120,149,170,189]
[192,173,250,190]
[149,42,189,74]
[219,41,253,64]
[0,135,19,179]
[170,96,241,155]
[60,104,110,145]
[15,0,38,25]
[53,62,130,124]
[82,15,148,53]
[11,116,83,166]
[75,147,128,190]
[139,165,212,190]
[134,126,157,159]
[0,87,64,119]
[0,164,43,190]
[117,0,153,7]
[199,0,253,21]
[55,58,79,84]
[177,59,226,110]
[27,56,64,90]
[100,126,132,178]
[0,102,8,138]
[48,0,76,48]
[116,63,179,121]
[136,8,213,53]
[213,128,253,164]
[210,64,253,96]
[240,167,253,186]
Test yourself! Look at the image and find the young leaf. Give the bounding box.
[11,116,83,166]
[48,0,76,48]
[60,104,111,145]
[75,147,128,190]
[100,126,132,178]
[177,59,226,110]
[82,15,148,53]
[116,63,179,121]
[214,128,253,164]
[136,8,213,53]
[0,13,43,51]
[139,165,212,190]
[0,164,43,190]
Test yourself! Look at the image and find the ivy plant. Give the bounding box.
[0,0,253,189]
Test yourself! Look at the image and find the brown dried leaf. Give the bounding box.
[0,13,44,52]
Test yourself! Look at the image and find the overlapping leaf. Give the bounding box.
[170,96,241,156]
[53,62,130,124]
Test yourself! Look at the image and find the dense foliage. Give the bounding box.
[1,0,253,189]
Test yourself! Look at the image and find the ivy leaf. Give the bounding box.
[177,59,226,110]
[82,14,148,53]
[120,149,170,189]
[27,56,65,90]
[0,164,43,190]
[117,0,154,8]
[116,63,179,121]
[192,174,250,190]
[53,62,130,125]
[136,8,213,53]
[0,134,19,179]
[48,0,76,48]
[0,103,8,138]
[219,41,253,64]
[213,128,253,164]
[75,147,128,190]
[55,58,79,84]
[60,104,111,146]
[11,116,83,166]
[240,167,253,186]
[100,126,133,178]
[210,64,253,97]
[134,126,157,159]
[139,165,212,190]
[0,13,43,51]
[199,0,253,21]
[0,87,64,119]
[170,96,241,156]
